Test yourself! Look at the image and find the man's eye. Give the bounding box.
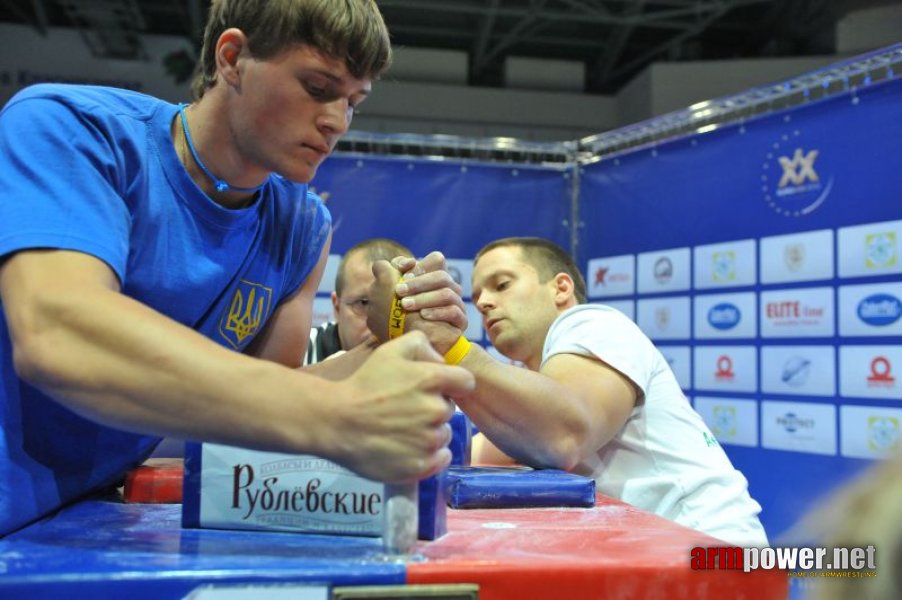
[358,298,369,307]
[305,82,327,98]
[497,281,509,291]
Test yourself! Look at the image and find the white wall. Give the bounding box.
[837,3,902,54]
[2,1,901,142]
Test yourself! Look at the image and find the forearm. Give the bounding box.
[300,337,377,380]
[9,284,337,455]
[455,345,591,470]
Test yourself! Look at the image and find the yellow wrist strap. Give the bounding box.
[444,336,472,365]
[388,290,406,340]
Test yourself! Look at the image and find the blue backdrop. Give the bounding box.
[309,61,902,551]
[579,75,902,541]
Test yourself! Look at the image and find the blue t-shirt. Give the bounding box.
[0,84,331,535]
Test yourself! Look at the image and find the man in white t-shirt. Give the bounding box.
[371,236,768,546]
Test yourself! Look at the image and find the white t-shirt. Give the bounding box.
[543,304,768,547]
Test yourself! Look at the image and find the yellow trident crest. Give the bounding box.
[220,280,273,349]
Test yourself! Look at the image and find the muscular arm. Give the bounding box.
[0,249,473,481]
[458,346,637,471]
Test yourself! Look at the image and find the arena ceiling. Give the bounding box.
[0,0,885,93]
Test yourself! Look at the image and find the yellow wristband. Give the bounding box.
[444,336,472,365]
[388,276,406,340]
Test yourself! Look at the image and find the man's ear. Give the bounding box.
[331,291,340,320]
[215,28,248,87]
[552,273,576,308]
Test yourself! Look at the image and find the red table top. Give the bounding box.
[409,493,788,600]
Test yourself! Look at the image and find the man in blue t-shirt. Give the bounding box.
[0,0,472,536]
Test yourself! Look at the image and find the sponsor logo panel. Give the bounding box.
[760,229,834,284]
[839,283,902,337]
[760,131,833,218]
[837,219,902,278]
[693,239,757,289]
[636,296,691,340]
[637,247,691,294]
[586,254,635,298]
[695,397,758,447]
[761,346,836,396]
[840,405,902,459]
[659,345,691,390]
[761,400,837,455]
[759,287,835,338]
[839,346,902,400]
[694,346,758,392]
[694,292,757,339]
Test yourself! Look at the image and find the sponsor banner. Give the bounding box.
[840,405,902,459]
[760,229,834,284]
[761,346,836,397]
[599,299,635,321]
[311,297,333,328]
[693,239,756,290]
[636,296,691,340]
[446,258,474,298]
[837,219,902,279]
[761,400,837,456]
[659,345,691,390]
[694,397,758,447]
[760,129,834,219]
[694,346,757,392]
[694,292,757,339]
[586,254,635,298]
[759,287,835,338]
[637,247,691,294]
[317,254,342,293]
[838,282,902,337]
[839,345,902,400]
[464,301,484,341]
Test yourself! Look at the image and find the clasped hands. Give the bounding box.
[366,251,464,354]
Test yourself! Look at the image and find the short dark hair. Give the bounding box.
[475,237,587,304]
[192,0,392,100]
[335,238,413,296]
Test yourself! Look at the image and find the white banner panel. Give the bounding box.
[464,301,484,341]
[694,397,758,447]
[759,287,835,338]
[659,345,692,390]
[694,292,757,339]
[761,346,836,397]
[693,346,758,392]
[598,300,635,321]
[311,297,334,328]
[446,258,474,298]
[693,239,757,289]
[317,254,342,293]
[760,229,834,284]
[839,345,902,400]
[840,405,902,459]
[838,282,902,337]
[636,296,691,340]
[637,247,691,294]
[761,400,837,455]
[838,219,902,278]
[586,254,635,298]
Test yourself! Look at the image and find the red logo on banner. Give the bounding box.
[867,356,895,388]
[595,267,609,286]
[715,355,735,381]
